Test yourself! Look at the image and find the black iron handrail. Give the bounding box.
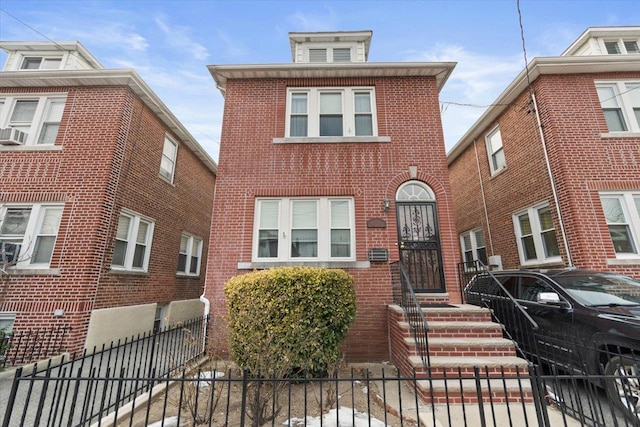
[391,261,430,368]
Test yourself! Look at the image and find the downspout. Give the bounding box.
[473,139,495,256]
[531,91,574,267]
[199,293,210,352]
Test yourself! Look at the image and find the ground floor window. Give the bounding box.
[253,197,355,262]
[600,192,640,257]
[460,228,487,265]
[513,203,560,265]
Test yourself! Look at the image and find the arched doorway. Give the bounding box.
[395,181,445,292]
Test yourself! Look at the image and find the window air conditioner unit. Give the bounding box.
[0,128,28,145]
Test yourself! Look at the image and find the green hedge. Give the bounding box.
[224,266,356,376]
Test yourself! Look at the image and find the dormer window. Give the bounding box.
[604,39,640,55]
[307,47,352,63]
[20,56,63,70]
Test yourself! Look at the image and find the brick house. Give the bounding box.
[0,41,217,354]
[205,31,462,361]
[448,27,640,277]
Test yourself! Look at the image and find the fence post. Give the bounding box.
[473,366,487,427]
[1,367,23,427]
[240,369,248,426]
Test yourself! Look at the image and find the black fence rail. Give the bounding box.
[2,315,208,427]
[391,260,431,368]
[0,325,71,369]
[457,260,489,302]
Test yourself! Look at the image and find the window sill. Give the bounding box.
[158,174,176,186]
[600,132,640,139]
[108,268,150,276]
[273,136,391,144]
[606,258,640,266]
[176,272,200,278]
[489,165,507,178]
[238,261,371,270]
[2,268,61,276]
[0,145,63,152]
[517,259,564,269]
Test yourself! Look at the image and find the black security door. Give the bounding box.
[396,202,445,292]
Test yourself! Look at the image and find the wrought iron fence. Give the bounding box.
[2,315,208,427]
[391,260,431,368]
[457,259,489,303]
[0,325,72,369]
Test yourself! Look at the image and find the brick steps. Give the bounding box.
[389,303,531,404]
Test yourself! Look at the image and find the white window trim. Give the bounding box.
[599,192,640,260]
[595,80,640,133]
[485,125,506,175]
[303,43,354,63]
[599,38,640,55]
[284,87,378,138]
[177,233,203,276]
[0,94,67,146]
[10,52,68,71]
[460,228,486,264]
[0,203,64,269]
[111,209,155,272]
[512,203,562,266]
[159,135,178,183]
[252,197,356,263]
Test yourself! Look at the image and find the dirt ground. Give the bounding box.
[127,362,421,427]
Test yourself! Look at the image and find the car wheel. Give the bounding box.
[605,355,640,420]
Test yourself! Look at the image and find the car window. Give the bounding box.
[499,276,517,297]
[517,277,553,302]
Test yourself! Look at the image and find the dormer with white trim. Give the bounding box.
[0,41,103,71]
[562,27,640,56]
[288,30,372,63]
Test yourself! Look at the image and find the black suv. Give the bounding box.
[464,269,640,418]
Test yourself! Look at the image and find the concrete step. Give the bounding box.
[426,321,504,339]
[409,355,531,378]
[420,304,493,322]
[416,378,535,405]
[403,337,518,358]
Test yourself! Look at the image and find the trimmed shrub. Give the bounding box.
[224,266,356,376]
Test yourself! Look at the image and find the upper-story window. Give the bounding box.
[596,81,640,133]
[604,39,640,55]
[307,47,352,63]
[0,203,64,269]
[0,95,66,146]
[513,203,560,265]
[160,135,178,182]
[286,88,376,138]
[20,56,63,70]
[485,126,506,174]
[112,210,154,272]
[600,192,640,258]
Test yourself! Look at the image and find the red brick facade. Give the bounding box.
[0,85,216,352]
[206,75,460,362]
[449,69,640,277]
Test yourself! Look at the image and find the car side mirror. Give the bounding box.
[537,292,570,309]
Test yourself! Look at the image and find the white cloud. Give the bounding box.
[154,15,209,61]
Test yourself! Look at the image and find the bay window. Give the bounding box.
[253,197,355,262]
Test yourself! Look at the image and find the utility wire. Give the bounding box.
[0,8,68,51]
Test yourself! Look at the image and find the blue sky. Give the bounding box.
[1,0,639,161]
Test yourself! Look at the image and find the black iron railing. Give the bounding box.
[461,263,539,360]
[457,259,489,302]
[0,325,72,369]
[390,260,431,368]
[2,315,208,427]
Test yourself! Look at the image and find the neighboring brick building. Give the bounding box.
[448,27,640,277]
[206,31,460,361]
[0,41,217,354]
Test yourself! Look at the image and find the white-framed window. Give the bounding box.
[285,88,377,138]
[159,135,178,182]
[513,204,560,265]
[0,95,66,146]
[603,39,640,55]
[20,56,63,70]
[460,228,487,265]
[600,192,640,258]
[178,233,202,276]
[112,210,154,271]
[253,197,355,262]
[485,126,506,174]
[0,203,64,268]
[306,47,352,63]
[0,312,16,334]
[596,81,640,133]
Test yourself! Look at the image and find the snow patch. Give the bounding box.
[284,406,387,427]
